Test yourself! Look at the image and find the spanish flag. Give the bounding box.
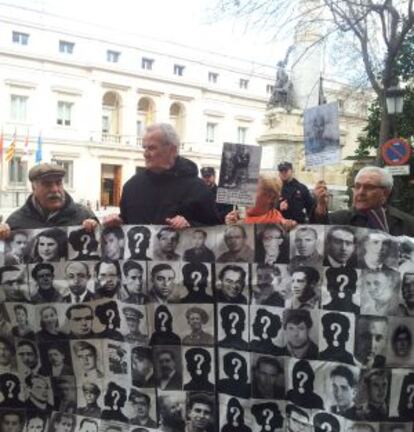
[5,130,17,162]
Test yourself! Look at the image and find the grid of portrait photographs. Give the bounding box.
[0,223,414,432]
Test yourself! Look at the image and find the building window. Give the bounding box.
[142,57,154,70]
[10,95,28,122]
[57,101,73,126]
[107,50,120,63]
[8,157,27,185]
[237,127,248,144]
[239,79,249,89]
[102,115,110,133]
[174,64,185,76]
[54,160,74,187]
[266,84,274,94]
[206,122,217,143]
[59,40,74,54]
[12,31,29,45]
[208,72,218,84]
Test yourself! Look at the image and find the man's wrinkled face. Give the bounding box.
[142,129,177,172]
[286,322,309,349]
[295,230,317,257]
[331,375,354,409]
[35,269,53,291]
[125,269,143,293]
[97,263,119,293]
[367,375,388,405]
[32,177,65,211]
[152,269,175,299]
[221,270,244,299]
[1,414,22,432]
[188,402,212,430]
[10,234,28,257]
[65,263,89,295]
[224,227,246,252]
[103,233,123,260]
[353,172,390,211]
[328,230,355,264]
[69,308,93,336]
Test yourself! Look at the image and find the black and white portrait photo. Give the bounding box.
[186,393,215,432]
[181,305,214,346]
[328,364,359,419]
[286,266,320,310]
[219,395,252,432]
[182,228,216,263]
[48,412,76,432]
[101,381,129,423]
[4,230,30,265]
[76,381,103,418]
[157,390,186,432]
[52,375,77,413]
[354,316,388,368]
[93,259,122,300]
[63,261,95,303]
[386,318,414,367]
[29,263,63,303]
[216,142,262,207]
[121,306,148,345]
[94,300,124,341]
[153,346,183,391]
[251,354,285,400]
[71,339,104,382]
[147,262,180,303]
[251,264,285,307]
[127,388,157,428]
[153,226,181,261]
[358,230,398,270]
[38,340,73,376]
[216,225,255,263]
[215,263,249,304]
[149,304,181,346]
[182,346,215,392]
[101,226,125,261]
[29,228,68,263]
[16,339,42,377]
[255,224,289,265]
[0,265,29,302]
[104,341,129,376]
[399,272,414,316]
[218,304,248,350]
[0,336,17,373]
[290,226,324,269]
[120,260,148,305]
[131,346,155,388]
[285,404,312,432]
[324,226,358,267]
[0,373,25,409]
[251,401,284,432]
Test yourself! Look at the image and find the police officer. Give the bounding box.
[278,162,314,223]
[200,167,232,223]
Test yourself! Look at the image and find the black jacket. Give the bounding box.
[279,178,314,223]
[312,205,414,237]
[120,157,221,226]
[6,192,97,229]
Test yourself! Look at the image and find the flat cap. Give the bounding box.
[200,167,215,177]
[277,161,293,171]
[29,163,65,182]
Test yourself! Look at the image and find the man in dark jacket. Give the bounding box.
[278,161,315,223]
[0,163,97,238]
[313,166,414,236]
[106,123,220,229]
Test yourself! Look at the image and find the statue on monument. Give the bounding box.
[268,46,295,110]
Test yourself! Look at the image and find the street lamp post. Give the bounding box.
[385,84,405,136]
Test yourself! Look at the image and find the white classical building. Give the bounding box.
[0,3,369,213]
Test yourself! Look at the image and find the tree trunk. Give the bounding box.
[377,94,390,165]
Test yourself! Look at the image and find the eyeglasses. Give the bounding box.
[353,183,386,192]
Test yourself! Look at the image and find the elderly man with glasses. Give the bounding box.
[313,166,414,236]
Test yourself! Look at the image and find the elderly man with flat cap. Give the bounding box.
[0,163,98,239]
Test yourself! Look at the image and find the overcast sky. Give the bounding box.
[7,0,291,66]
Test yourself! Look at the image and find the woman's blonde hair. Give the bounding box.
[258,174,281,204]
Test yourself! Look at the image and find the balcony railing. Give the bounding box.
[102,133,121,144]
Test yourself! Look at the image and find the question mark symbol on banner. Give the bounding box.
[194,353,205,376]
[262,408,274,432]
[231,357,242,380]
[191,271,202,292]
[336,274,349,299]
[106,309,115,329]
[228,312,239,335]
[321,422,332,432]
[407,384,414,408]
[230,407,240,427]
[6,380,16,398]
[81,234,91,255]
[260,315,271,340]
[112,390,120,410]
[159,311,169,332]
[330,323,342,347]
[297,371,308,394]
[134,233,144,254]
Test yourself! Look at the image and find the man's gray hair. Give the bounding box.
[355,166,394,190]
[146,123,180,150]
